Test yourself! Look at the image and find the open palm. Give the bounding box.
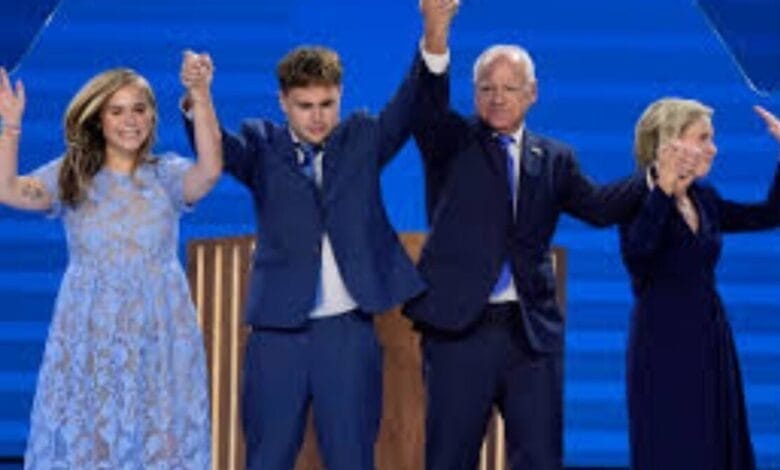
[754,105,780,142]
[0,68,25,127]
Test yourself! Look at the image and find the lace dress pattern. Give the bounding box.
[23,154,211,470]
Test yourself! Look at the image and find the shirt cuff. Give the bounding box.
[419,38,449,75]
[180,95,194,120]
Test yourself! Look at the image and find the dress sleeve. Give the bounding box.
[155,152,195,214]
[716,162,780,232]
[30,157,64,218]
[620,186,674,263]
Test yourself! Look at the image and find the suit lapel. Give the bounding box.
[472,120,514,214]
[521,132,544,177]
[320,124,347,206]
[515,131,545,219]
[473,120,506,178]
[464,120,514,237]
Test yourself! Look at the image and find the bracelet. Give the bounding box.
[1,123,21,136]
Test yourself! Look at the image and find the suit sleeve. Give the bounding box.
[620,187,674,267]
[411,52,468,171]
[375,50,445,168]
[716,162,780,233]
[559,153,644,227]
[182,114,261,189]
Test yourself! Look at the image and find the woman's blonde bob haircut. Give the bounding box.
[634,97,712,169]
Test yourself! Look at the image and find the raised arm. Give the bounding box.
[421,0,457,55]
[180,50,223,204]
[558,154,644,227]
[0,68,53,211]
[375,0,458,167]
[563,134,698,227]
[717,106,780,232]
[755,105,780,141]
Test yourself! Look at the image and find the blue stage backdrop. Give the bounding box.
[1,0,778,467]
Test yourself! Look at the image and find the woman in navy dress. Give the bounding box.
[620,98,780,470]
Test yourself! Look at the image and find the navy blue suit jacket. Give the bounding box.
[404,66,643,352]
[187,52,429,328]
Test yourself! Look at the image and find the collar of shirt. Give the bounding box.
[289,129,324,165]
[495,125,525,156]
[511,125,525,149]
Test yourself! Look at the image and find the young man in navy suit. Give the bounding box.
[406,9,643,470]
[182,1,459,468]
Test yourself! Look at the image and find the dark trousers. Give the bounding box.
[422,302,563,470]
[242,310,382,470]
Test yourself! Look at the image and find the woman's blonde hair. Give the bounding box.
[59,68,157,205]
[634,97,712,169]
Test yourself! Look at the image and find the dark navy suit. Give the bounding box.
[405,64,642,469]
[186,52,428,470]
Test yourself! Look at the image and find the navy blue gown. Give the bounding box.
[619,166,780,470]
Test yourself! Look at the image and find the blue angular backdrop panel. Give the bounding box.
[1,0,778,467]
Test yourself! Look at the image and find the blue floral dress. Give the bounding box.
[23,154,211,469]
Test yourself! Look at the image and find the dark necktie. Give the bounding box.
[491,134,516,296]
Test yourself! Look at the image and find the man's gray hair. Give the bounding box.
[472,45,536,84]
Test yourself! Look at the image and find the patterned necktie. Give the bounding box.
[491,134,516,296]
[297,142,319,181]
